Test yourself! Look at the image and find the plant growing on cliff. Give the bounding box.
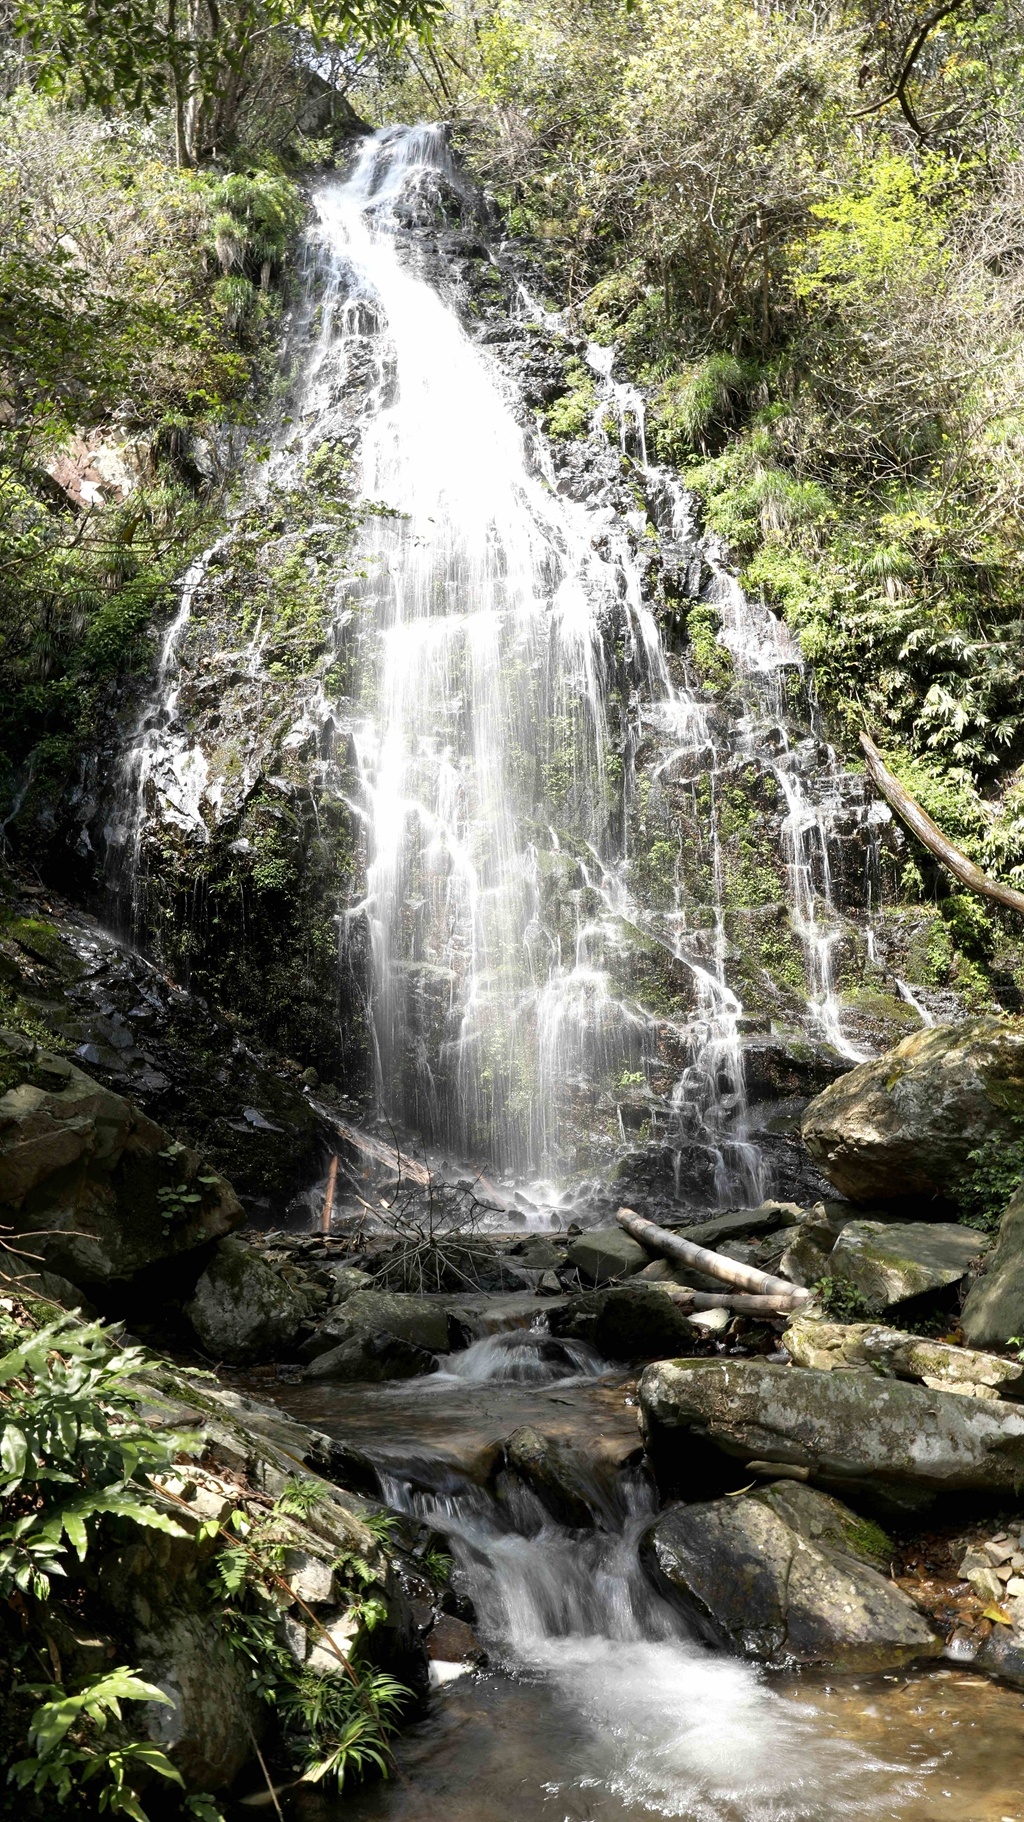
[955,1122,1024,1234]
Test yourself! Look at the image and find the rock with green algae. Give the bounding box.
[783,1314,1024,1398]
[564,1226,650,1285]
[639,1357,1024,1506]
[827,1219,988,1311]
[641,1480,939,1670]
[801,1018,1024,1203]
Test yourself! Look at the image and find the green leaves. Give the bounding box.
[9,1668,185,1821]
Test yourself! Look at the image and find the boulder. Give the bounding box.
[639,1357,1024,1505]
[827,1220,987,1310]
[677,1203,804,1249]
[0,1039,242,1287]
[642,1481,938,1670]
[323,1263,374,1302]
[783,1315,1024,1399]
[185,1237,308,1362]
[549,1283,696,1360]
[501,1426,605,1528]
[961,1184,1024,1349]
[564,1227,650,1285]
[299,1290,451,1361]
[303,1329,439,1382]
[801,1019,1024,1203]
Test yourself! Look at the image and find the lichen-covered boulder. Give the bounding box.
[801,1019,1024,1203]
[642,1481,939,1670]
[639,1357,1024,1505]
[961,1184,1024,1349]
[0,1038,242,1286]
[185,1236,309,1362]
[827,1220,987,1310]
[783,1315,1024,1398]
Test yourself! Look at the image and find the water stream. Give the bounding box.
[258,1332,1024,1822]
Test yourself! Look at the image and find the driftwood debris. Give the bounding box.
[327,1117,431,1188]
[860,731,1024,917]
[667,1288,810,1315]
[616,1206,811,1308]
[320,1154,339,1235]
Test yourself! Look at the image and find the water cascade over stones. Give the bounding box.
[103,122,934,1209]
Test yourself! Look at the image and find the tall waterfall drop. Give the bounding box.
[300,124,812,1192]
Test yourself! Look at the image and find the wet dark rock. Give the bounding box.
[0,1034,241,1291]
[640,1357,1024,1508]
[185,1236,309,1362]
[642,1482,939,1670]
[501,1425,604,1528]
[564,1227,650,1285]
[299,1290,451,1361]
[962,1183,1024,1349]
[425,1613,484,1664]
[302,1329,439,1382]
[550,1283,695,1361]
[802,1020,1024,1204]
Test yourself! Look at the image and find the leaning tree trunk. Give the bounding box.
[860,733,1024,917]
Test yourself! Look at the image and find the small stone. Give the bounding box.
[283,1548,335,1605]
[425,1614,481,1663]
[984,1539,1017,1565]
[1005,1577,1024,1597]
[959,1548,990,1579]
[967,1566,1006,1603]
[687,1307,730,1333]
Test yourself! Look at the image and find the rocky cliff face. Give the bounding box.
[17,128,1024,1210]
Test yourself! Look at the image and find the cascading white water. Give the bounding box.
[305,125,774,1190]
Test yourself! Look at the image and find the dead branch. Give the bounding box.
[860,732,1024,916]
[616,1207,812,1305]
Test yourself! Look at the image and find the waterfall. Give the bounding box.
[111,121,896,1206]
[303,124,787,1193]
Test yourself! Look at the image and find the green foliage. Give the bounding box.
[0,1310,221,1821]
[686,602,735,695]
[815,1275,877,1321]
[545,359,598,439]
[955,1122,1024,1233]
[9,1670,183,1821]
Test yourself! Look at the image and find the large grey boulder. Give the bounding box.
[639,1357,1024,1504]
[642,1481,939,1670]
[303,1330,439,1382]
[550,1283,696,1360]
[0,1039,242,1286]
[783,1315,1024,1398]
[185,1237,309,1362]
[564,1227,650,1285]
[961,1184,1024,1348]
[801,1019,1024,1203]
[501,1426,611,1528]
[828,1220,987,1310]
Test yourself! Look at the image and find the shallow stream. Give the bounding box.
[251,1330,1024,1822]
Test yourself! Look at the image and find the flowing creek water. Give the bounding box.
[252,1333,1024,1822]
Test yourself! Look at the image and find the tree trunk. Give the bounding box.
[616,1207,811,1304]
[860,732,1024,916]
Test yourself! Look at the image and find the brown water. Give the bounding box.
[246,1339,1024,1822]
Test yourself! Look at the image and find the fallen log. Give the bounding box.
[667,1288,809,1316]
[322,1115,431,1187]
[860,731,1024,917]
[616,1206,812,1306]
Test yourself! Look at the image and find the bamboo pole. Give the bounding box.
[668,1288,809,1315]
[860,731,1024,916]
[616,1206,812,1305]
[320,1154,339,1235]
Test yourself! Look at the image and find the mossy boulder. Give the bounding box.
[642,1481,939,1669]
[802,1019,1024,1203]
[961,1183,1024,1348]
[827,1220,988,1311]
